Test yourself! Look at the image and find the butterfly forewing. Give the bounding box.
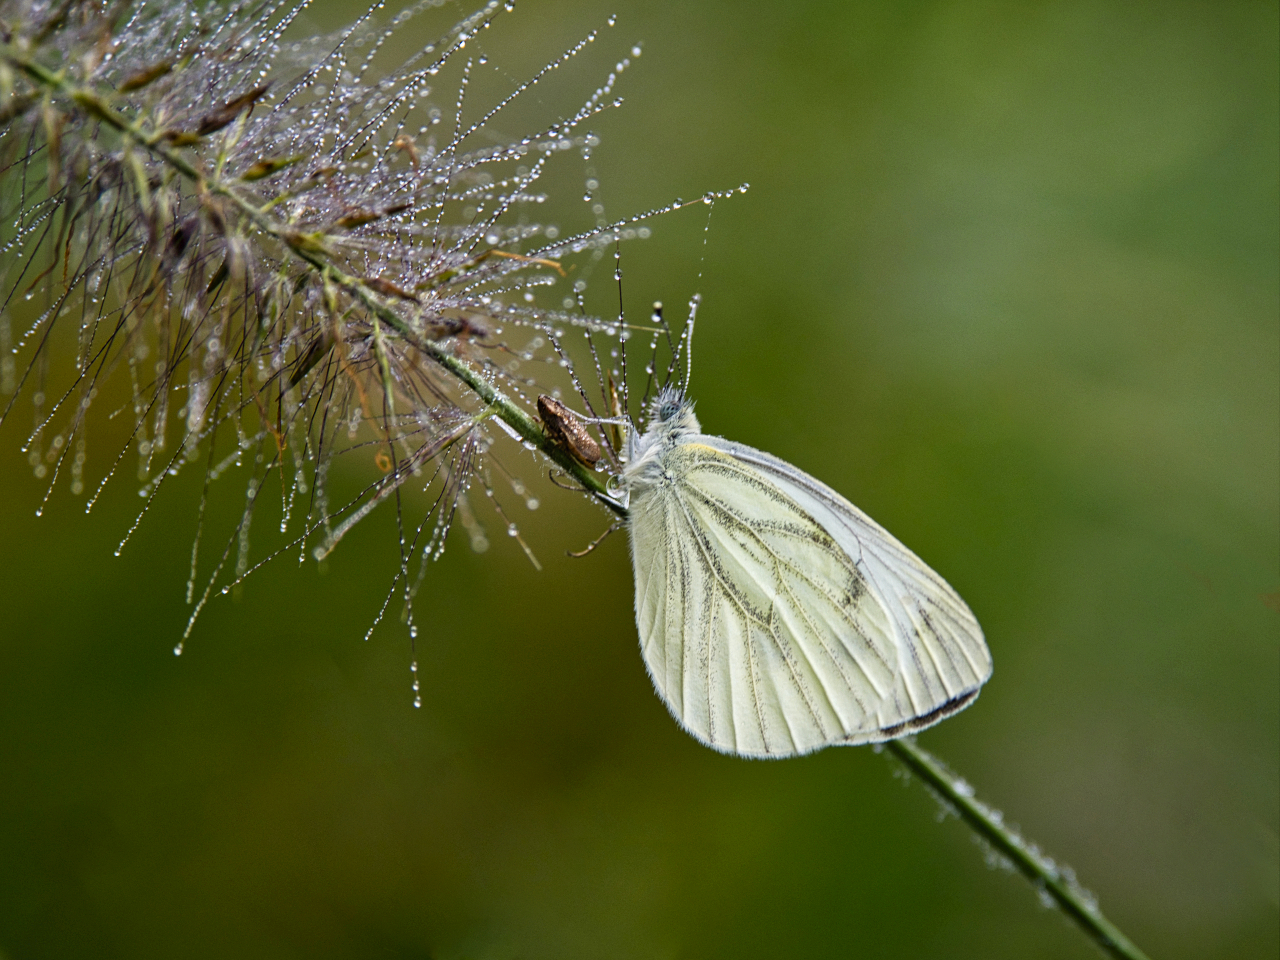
[628,429,991,758]
[704,438,992,718]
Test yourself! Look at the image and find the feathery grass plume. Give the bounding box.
[0,0,724,654]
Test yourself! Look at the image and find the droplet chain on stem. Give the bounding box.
[885,738,1152,960]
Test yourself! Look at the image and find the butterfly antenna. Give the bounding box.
[679,294,700,394]
[656,300,679,389]
[673,193,720,396]
[640,301,667,410]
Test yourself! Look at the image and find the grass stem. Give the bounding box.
[886,738,1153,960]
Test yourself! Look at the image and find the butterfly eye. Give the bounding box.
[658,400,681,421]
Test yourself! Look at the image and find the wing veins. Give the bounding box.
[679,467,896,692]
[671,491,812,753]
[670,495,768,751]
[681,481,887,725]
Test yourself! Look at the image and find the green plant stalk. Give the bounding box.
[7,47,1154,960]
[3,47,623,515]
[886,738,1153,960]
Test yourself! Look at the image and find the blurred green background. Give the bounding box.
[1,0,1277,957]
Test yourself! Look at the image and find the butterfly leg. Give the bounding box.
[568,521,624,558]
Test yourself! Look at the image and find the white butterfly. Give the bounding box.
[619,387,992,758]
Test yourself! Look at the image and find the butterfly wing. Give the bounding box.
[704,437,993,727]
[628,436,990,758]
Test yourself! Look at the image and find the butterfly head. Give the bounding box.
[620,386,700,474]
[648,386,699,434]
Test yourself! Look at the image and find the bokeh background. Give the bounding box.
[1,1,1276,957]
